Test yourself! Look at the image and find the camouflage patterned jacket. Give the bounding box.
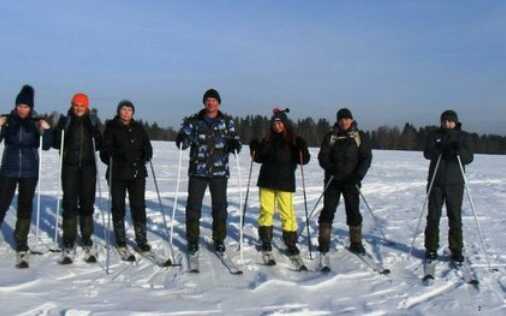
[177,110,241,178]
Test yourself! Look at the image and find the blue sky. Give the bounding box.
[1,1,505,134]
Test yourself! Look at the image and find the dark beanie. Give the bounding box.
[440,110,459,123]
[271,107,290,126]
[337,108,353,121]
[203,89,221,104]
[117,100,135,115]
[15,85,35,108]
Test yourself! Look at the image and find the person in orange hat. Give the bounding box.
[52,92,103,264]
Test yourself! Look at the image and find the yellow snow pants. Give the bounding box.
[258,188,297,232]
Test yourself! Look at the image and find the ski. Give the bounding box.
[451,258,479,290]
[187,251,200,273]
[214,251,243,275]
[135,248,173,268]
[261,251,276,266]
[422,259,436,286]
[346,248,390,275]
[287,254,308,272]
[116,246,136,262]
[83,246,98,264]
[15,251,29,269]
[319,253,331,273]
[58,248,75,265]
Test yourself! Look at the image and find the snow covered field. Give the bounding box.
[1,141,506,315]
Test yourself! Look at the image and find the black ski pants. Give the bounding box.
[185,176,228,248]
[61,164,96,248]
[318,178,362,227]
[0,176,37,251]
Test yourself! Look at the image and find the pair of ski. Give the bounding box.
[188,250,243,275]
[59,249,98,265]
[261,251,308,272]
[116,246,175,268]
[422,257,479,290]
[320,248,391,275]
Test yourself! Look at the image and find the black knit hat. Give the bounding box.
[15,85,35,108]
[337,108,353,121]
[203,89,221,104]
[440,110,459,123]
[271,107,290,126]
[117,100,135,115]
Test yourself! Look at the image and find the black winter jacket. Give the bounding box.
[0,111,52,178]
[318,122,372,183]
[100,117,153,180]
[253,134,310,192]
[53,111,103,168]
[424,125,473,187]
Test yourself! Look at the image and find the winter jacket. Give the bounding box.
[100,117,153,180]
[177,110,241,178]
[53,111,103,168]
[318,122,372,183]
[0,111,52,178]
[253,134,310,192]
[424,125,473,187]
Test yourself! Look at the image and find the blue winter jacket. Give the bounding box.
[0,112,52,178]
[177,110,241,178]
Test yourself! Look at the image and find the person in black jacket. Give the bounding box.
[318,108,372,261]
[249,108,310,259]
[0,85,52,268]
[100,100,153,259]
[175,89,241,256]
[423,110,473,263]
[52,93,103,264]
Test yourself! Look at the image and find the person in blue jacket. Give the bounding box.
[0,85,52,268]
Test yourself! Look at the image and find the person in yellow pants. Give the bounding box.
[249,108,310,260]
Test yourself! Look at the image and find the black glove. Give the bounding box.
[175,132,186,149]
[249,139,260,155]
[294,136,307,151]
[227,138,242,154]
[443,130,461,157]
[347,174,362,186]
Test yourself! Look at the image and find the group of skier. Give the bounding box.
[0,84,474,278]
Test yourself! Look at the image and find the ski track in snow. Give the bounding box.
[1,142,506,315]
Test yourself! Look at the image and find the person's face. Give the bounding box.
[338,118,353,131]
[272,120,285,134]
[72,103,88,117]
[16,104,31,119]
[205,97,220,115]
[119,106,134,123]
[442,120,456,129]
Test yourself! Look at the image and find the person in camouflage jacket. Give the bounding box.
[176,89,241,255]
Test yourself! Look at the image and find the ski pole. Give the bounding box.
[355,185,389,243]
[409,154,442,257]
[149,159,174,266]
[92,138,110,274]
[298,175,334,237]
[169,143,183,262]
[106,157,113,272]
[52,130,65,251]
[457,155,495,272]
[35,134,42,247]
[239,150,255,254]
[234,151,244,262]
[299,151,313,259]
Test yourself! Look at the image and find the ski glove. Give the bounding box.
[249,138,260,155]
[294,136,307,151]
[175,132,189,150]
[226,138,242,154]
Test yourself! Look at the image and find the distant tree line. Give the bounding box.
[122,113,506,155]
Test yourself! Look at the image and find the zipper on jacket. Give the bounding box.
[79,122,84,168]
[18,125,23,178]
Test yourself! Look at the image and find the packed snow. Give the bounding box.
[1,141,505,315]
